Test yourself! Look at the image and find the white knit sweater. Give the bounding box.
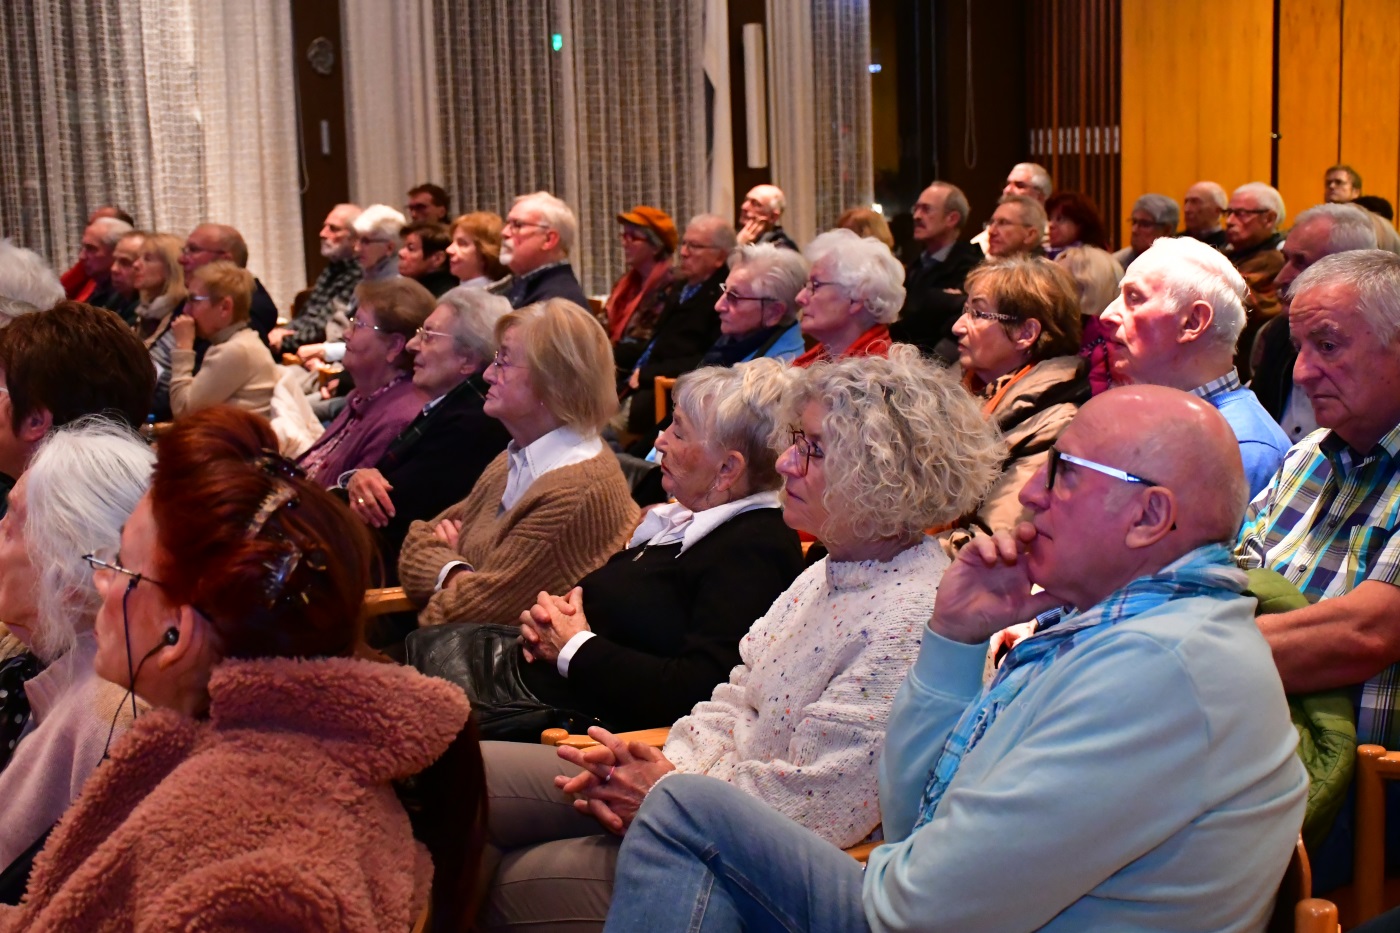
[661,536,946,848]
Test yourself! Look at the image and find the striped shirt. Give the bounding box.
[1236,423,1400,746]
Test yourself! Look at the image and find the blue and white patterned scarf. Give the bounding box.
[912,543,1246,830]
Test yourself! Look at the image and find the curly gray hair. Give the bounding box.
[782,345,1006,542]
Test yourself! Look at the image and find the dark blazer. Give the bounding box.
[623,267,727,436]
[343,374,511,584]
[506,263,589,309]
[519,506,805,730]
[249,279,278,346]
[413,269,459,298]
[1250,314,1294,423]
[889,239,984,359]
[756,226,799,251]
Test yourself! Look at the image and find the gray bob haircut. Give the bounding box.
[353,204,408,245]
[1130,236,1248,348]
[435,285,511,364]
[728,242,809,325]
[672,358,800,493]
[1292,203,1379,253]
[1292,249,1400,344]
[1133,193,1180,230]
[0,240,64,322]
[514,191,578,256]
[1233,182,1286,228]
[803,228,905,324]
[24,417,154,662]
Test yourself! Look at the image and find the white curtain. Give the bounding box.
[765,1,818,249]
[0,1,305,309]
[340,0,443,211]
[703,0,735,221]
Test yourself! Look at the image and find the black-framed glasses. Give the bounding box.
[962,302,1019,323]
[1221,207,1272,218]
[803,278,842,294]
[1046,447,1163,491]
[787,428,825,477]
[503,218,551,234]
[718,283,775,304]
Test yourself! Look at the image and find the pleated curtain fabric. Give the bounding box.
[0,0,305,309]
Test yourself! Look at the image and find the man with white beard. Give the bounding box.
[268,203,364,355]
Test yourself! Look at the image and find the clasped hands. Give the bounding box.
[554,726,676,835]
[518,587,589,665]
[935,523,1062,649]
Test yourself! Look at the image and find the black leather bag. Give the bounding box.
[404,623,605,743]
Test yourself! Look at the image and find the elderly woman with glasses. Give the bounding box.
[398,299,638,628]
[792,228,902,367]
[351,204,407,284]
[297,278,434,486]
[167,261,278,420]
[0,420,152,884]
[948,255,1090,536]
[474,348,1005,931]
[339,286,513,590]
[0,406,484,931]
[699,243,807,367]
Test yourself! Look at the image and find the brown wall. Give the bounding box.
[290,1,351,285]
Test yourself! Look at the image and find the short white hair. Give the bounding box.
[1292,249,1400,343]
[435,285,511,363]
[1012,163,1054,200]
[672,358,800,492]
[1293,203,1379,253]
[0,239,64,322]
[728,242,809,325]
[1233,182,1286,228]
[514,191,578,255]
[803,228,905,323]
[1188,181,1228,210]
[88,216,134,248]
[1130,236,1247,347]
[24,417,154,661]
[1132,193,1180,230]
[352,204,408,245]
[687,214,737,252]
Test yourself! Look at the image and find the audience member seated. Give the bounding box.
[298,278,433,485]
[984,194,1047,259]
[971,162,1053,255]
[1355,194,1395,221]
[61,207,132,303]
[699,243,807,366]
[606,386,1307,933]
[1238,249,1400,891]
[350,204,406,288]
[1181,180,1229,248]
[477,348,1004,931]
[834,206,895,249]
[501,192,589,309]
[104,231,143,325]
[0,240,63,325]
[1359,200,1400,255]
[890,181,983,360]
[269,203,363,355]
[1114,193,1179,270]
[406,182,451,224]
[398,299,637,627]
[1054,245,1122,395]
[134,233,190,421]
[949,255,1087,534]
[508,360,803,735]
[445,211,509,289]
[71,215,133,313]
[1251,203,1377,442]
[1043,190,1109,259]
[169,262,277,420]
[619,214,733,443]
[1325,163,1362,203]
[1101,237,1290,497]
[0,420,151,878]
[604,206,677,372]
[1223,182,1287,378]
[0,407,482,930]
[735,184,797,250]
[341,286,512,585]
[0,301,155,515]
[397,221,457,297]
[792,228,900,366]
[178,223,278,343]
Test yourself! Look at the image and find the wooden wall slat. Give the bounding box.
[1277,0,1341,227]
[1340,0,1400,215]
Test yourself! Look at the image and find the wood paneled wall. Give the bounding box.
[1120,0,1274,246]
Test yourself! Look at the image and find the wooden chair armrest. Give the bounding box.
[541,726,671,749]
[844,840,879,863]
[364,587,415,616]
[1294,897,1339,933]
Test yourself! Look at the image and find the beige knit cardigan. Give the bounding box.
[398,448,638,627]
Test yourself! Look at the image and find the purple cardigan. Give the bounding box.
[299,376,431,486]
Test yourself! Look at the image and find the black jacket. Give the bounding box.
[623,267,727,436]
[505,262,589,309]
[413,268,459,298]
[1250,314,1294,423]
[888,240,984,359]
[756,226,798,251]
[248,279,278,345]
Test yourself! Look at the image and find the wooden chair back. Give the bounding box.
[654,376,677,425]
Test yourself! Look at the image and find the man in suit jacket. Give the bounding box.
[501,191,589,309]
[889,181,984,361]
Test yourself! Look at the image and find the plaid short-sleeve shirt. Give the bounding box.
[1236,423,1400,746]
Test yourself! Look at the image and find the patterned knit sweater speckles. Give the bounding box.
[661,536,947,848]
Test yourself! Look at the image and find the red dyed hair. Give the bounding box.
[150,406,373,660]
[1044,191,1110,250]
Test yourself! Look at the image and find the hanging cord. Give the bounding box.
[963,0,978,168]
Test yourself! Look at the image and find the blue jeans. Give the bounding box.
[603,774,871,933]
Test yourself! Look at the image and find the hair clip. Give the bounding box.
[253,450,307,482]
[246,485,297,540]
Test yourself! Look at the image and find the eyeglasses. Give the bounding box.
[962,303,1019,323]
[1128,218,1159,229]
[186,294,214,305]
[787,428,825,477]
[984,218,1032,230]
[1046,447,1163,491]
[803,278,842,294]
[718,283,775,304]
[503,219,551,234]
[680,238,720,251]
[414,326,454,345]
[1221,207,1272,218]
[490,349,520,372]
[84,548,174,593]
[180,244,221,257]
[346,313,387,336]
